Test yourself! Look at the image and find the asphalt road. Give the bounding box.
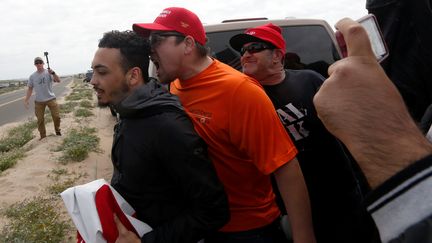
[0,77,73,127]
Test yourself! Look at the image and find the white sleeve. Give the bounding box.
[365,155,432,243]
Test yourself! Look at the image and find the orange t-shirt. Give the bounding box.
[170,60,298,232]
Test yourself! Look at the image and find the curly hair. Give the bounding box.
[98,30,150,81]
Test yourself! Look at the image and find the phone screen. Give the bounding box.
[358,14,388,62]
[336,14,389,62]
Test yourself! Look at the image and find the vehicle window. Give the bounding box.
[206,25,340,77]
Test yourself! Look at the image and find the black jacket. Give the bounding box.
[110,80,229,243]
[367,0,432,121]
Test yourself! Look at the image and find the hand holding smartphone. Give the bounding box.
[336,14,389,62]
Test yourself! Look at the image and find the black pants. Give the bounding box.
[205,218,291,243]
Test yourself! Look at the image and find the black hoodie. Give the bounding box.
[110,80,229,243]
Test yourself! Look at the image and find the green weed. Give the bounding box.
[0,121,36,153]
[65,89,93,101]
[56,127,100,163]
[0,197,70,243]
[60,101,79,114]
[47,169,84,195]
[50,168,68,176]
[74,108,93,117]
[0,149,25,173]
[79,100,93,108]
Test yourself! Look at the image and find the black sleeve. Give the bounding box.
[420,103,432,133]
[141,114,230,243]
[365,154,432,243]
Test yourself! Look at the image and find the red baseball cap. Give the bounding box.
[133,7,206,46]
[230,23,286,54]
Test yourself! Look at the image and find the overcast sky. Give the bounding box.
[0,0,367,80]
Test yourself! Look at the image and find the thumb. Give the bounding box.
[335,18,375,58]
[114,214,127,234]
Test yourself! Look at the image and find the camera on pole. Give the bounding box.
[44,51,50,69]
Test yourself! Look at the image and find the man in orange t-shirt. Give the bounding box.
[131,7,316,243]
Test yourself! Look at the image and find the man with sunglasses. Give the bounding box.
[132,7,315,243]
[229,23,379,243]
[90,30,229,243]
[24,56,61,140]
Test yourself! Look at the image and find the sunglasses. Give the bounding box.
[34,61,43,65]
[149,32,185,47]
[240,42,273,56]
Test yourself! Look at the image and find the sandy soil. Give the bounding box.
[0,87,117,239]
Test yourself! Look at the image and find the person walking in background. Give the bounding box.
[24,56,61,140]
[229,23,379,243]
[90,30,229,243]
[132,7,315,243]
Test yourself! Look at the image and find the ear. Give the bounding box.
[126,67,143,88]
[183,36,196,55]
[273,49,285,64]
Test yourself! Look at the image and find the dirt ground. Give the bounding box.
[0,87,117,239]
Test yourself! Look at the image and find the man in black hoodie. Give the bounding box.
[90,30,229,243]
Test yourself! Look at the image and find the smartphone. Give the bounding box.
[337,14,389,62]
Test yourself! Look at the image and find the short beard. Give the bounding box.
[97,101,110,108]
[96,79,130,108]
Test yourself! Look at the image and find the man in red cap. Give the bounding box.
[229,23,380,242]
[90,30,229,243]
[132,7,316,243]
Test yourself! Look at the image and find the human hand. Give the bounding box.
[314,18,402,145]
[114,214,140,243]
[48,68,56,75]
[24,100,29,109]
[313,18,432,187]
